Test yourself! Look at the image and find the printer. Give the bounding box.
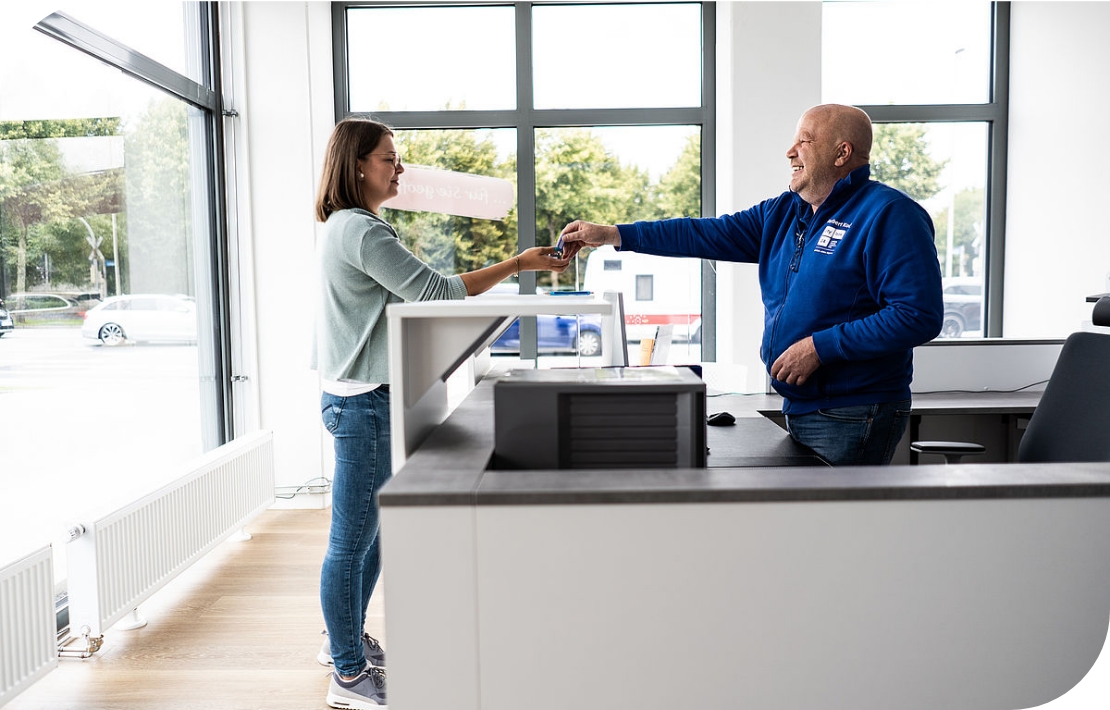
[493,366,706,470]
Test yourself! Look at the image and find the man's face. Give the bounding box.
[786,111,841,208]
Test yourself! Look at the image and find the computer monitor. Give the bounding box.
[601,290,628,367]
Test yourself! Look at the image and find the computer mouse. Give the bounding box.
[707,411,735,426]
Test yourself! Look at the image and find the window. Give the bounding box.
[823,1,1007,339]
[636,274,655,301]
[0,8,230,575]
[336,2,714,364]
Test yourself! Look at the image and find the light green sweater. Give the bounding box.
[312,208,468,384]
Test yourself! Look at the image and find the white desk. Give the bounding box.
[386,294,618,473]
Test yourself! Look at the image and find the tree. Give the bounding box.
[0,118,123,296]
[0,139,68,294]
[385,128,517,275]
[869,123,947,202]
[656,133,701,219]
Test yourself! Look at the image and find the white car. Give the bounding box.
[82,294,198,346]
[0,301,13,337]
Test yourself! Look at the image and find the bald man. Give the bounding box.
[560,104,943,466]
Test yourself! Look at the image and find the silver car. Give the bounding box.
[81,294,198,346]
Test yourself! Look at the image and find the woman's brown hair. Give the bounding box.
[315,117,394,222]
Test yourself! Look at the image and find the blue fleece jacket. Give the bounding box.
[617,165,943,415]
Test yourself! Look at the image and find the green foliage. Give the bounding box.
[656,133,701,219]
[384,128,517,274]
[1,117,129,296]
[869,123,947,202]
[535,128,640,247]
[0,118,122,140]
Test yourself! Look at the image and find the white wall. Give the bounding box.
[1006,2,1110,337]
[238,1,335,493]
[715,2,822,392]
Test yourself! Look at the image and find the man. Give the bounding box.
[559,104,943,465]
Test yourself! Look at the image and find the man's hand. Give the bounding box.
[558,220,621,259]
[770,336,821,386]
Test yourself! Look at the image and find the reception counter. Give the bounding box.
[378,373,1110,710]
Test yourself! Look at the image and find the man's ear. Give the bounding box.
[834,142,853,167]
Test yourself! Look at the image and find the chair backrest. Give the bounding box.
[1093,296,1110,327]
[1018,330,1110,462]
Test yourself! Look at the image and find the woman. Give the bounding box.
[312,117,568,710]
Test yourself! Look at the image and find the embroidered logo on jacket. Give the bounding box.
[815,223,849,255]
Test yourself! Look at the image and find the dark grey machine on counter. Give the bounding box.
[493,366,706,470]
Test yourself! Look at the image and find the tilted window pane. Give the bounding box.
[52,1,207,85]
[347,6,516,112]
[822,1,992,105]
[534,125,702,364]
[533,3,702,110]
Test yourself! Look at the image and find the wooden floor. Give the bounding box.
[7,508,380,710]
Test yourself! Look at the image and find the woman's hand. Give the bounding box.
[518,246,572,274]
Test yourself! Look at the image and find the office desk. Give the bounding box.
[379,375,1110,710]
[712,390,1043,464]
[705,394,826,467]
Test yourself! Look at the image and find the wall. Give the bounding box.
[238,1,335,494]
[714,2,822,392]
[1005,2,1110,337]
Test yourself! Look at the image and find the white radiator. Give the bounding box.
[66,430,275,637]
[0,545,57,707]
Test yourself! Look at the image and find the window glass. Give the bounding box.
[535,124,702,364]
[0,23,216,572]
[52,1,206,84]
[870,121,988,338]
[822,1,991,105]
[383,128,518,275]
[533,3,702,110]
[346,6,516,112]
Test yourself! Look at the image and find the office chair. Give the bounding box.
[911,296,1110,464]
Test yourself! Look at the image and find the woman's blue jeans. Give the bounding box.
[320,387,392,676]
[785,399,911,466]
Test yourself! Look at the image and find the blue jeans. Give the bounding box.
[320,387,392,676]
[785,399,911,466]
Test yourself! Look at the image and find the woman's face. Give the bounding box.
[357,133,404,213]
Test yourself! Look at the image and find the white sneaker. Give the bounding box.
[326,666,387,709]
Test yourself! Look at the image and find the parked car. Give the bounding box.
[479,284,604,356]
[6,292,88,325]
[81,293,198,346]
[0,299,13,337]
[941,277,983,338]
[491,312,604,356]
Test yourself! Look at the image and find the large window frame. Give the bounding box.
[331,1,717,359]
[849,2,1010,338]
[33,7,237,443]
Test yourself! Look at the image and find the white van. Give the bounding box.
[582,245,702,343]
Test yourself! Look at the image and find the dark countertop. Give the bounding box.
[380,376,1110,508]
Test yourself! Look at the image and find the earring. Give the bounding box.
[358,172,364,179]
